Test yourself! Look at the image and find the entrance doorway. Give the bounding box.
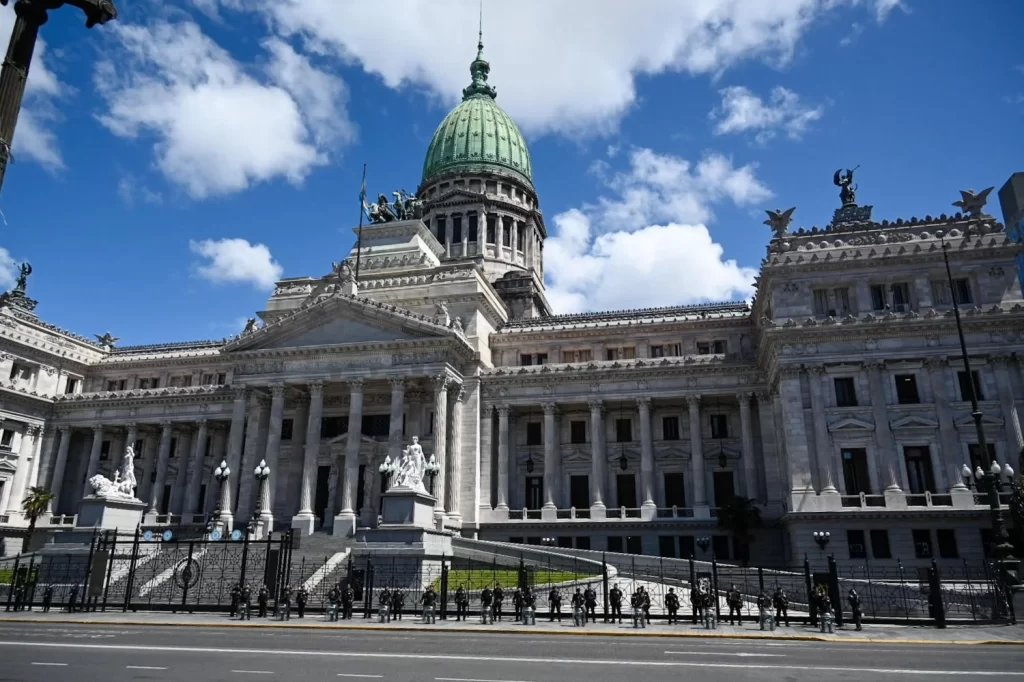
[712,470,735,507]
[314,465,331,524]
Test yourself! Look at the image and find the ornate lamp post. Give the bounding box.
[250,459,270,538]
[212,460,232,533]
[938,229,1016,562]
[378,455,397,492]
[0,0,117,194]
[696,536,711,557]
[424,454,440,496]
[813,531,831,554]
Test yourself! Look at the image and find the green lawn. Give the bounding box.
[428,568,598,592]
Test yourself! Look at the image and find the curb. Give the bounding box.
[0,617,1021,645]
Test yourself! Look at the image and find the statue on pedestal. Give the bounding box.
[88,444,140,500]
[392,436,427,494]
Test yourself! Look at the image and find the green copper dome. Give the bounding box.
[421,39,532,188]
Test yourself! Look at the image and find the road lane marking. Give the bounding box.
[337,675,384,679]
[664,650,785,657]
[436,678,535,682]
[31,662,68,666]
[1,641,1019,676]
[231,671,274,675]
[127,666,169,670]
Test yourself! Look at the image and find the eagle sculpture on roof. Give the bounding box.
[952,187,994,218]
[764,207,796,239]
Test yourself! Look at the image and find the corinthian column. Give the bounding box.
[687,396,706,507]
[496,405,510,510]
[149,422,173,514]
[589,400,606,510]
[224,387,248,513]
[637,397,655,510]
[184,419,208,515]
[335,379,364,536]
[542,401,559,510]
[81,425,104,500]
[262,383,286,518]
[445,387,466,519]
[47,426,72,513]
[388,378,406,464]
[806,367,835,493]
[993,356,1024,460]
[293,380,323,534]
[6,425,39,516]
[432,375,451,520]
[865,361,900,491]
[738,392,758,500]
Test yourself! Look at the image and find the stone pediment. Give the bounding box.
[0,458,17,474]
[224,293,459,353]
[890,414,939,430]
[828,417,875,432]
[655,443,688,461]
[954,413,1004,428]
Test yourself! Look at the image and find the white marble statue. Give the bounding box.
[392,436,427,494]
[88,444,140,501]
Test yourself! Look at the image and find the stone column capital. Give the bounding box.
[92,424,104,434]
[160,420,173,430]
[124,421,137,431]
[863,359,886,373]
[779,366,802,380]
[233,386,248,401]
[269,382,286,400]
[804,364,825,376]
[588,399,604,413]
[195,418,208,428]
[923,356,949,370]
[58,425,71,436]
[453,387,466,403]
[635,396,652,412]
[542,401,558,416]
[26,424,41,436]
[347,378,365,393]
[736,391,754,404]
[755,390,773,404]
[496,404,511,418]
[432,374,452,392]
[308,380,324,396]
[991,354,1012,369]
[388,377,406,392]
[685,394,702,408]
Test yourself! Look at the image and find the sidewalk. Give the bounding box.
[1,609,1021,644]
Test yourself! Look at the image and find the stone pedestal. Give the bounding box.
[76,496,146,531]
[333,510,357,538]
[380,487,436,529]
[353,487,453,556]
[291,513,316,535]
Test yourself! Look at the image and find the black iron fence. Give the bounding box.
[1,534,1014,628]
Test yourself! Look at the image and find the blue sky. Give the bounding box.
[0,0,1021,345]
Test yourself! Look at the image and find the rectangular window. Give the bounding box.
[216,373,226,385]
[812,288,829,316]
[912,529,933,558]
[712,340,727,354]
[659,536,676,558]
[436,216,447,243]
[891,282,911,310]
[557,537,573,548]
[663,472,686,508]
[870,529,892,559]
[570,420,587,444]
[696,341,710,355]
[679,535,696,558]
[626,536,643,555]
[931,280,951,305]
[712,535,731,560]
[662,416,680,441]
[709,414,728,439]
[64,378,79,394]
[520,354,533,366]
[100,440,111,461]
[169,437,177,458]
[894,374,920,404]
[427,411,434,436]
[904,446,935,494]
[525,476,543,510]
[516,223,525,251]
[320,416,349,439]
[937,529,959,559]
[134,439,144,457]
[502,218,512,247]
[607,536,623,553]
[535,353,547,365]
[201,373,214,385]
[615,418,632,443]
[616,474,637,507]
[561,349,592,363]
[605,347,636,361]
[968,443,997,472]
[526,422,542,446]
[202,436,211,458]
[0,430,11,448]
[486,215,497,243]
[834,377,858,407]
[951,278,972,305]
[280,418,293,441]
[841,448,871,495]
[813,288,851,316]
[957,370,984,401]
[361,414,390,438]
[847,529,867,559]
[576,536,591,550]
[468,214,478,242]
[870,284,887,311]
[569,475,589,509]
[452,215,463,243]
[651,345,664,358]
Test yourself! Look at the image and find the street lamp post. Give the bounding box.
[938,231,1016,562]
[378,455,397,492]
[250,459,270,538]
[212,460,231,533]
[696,536,711,557]
[424,454,440,497]
[0,0,117,194]
[813,531,831,555]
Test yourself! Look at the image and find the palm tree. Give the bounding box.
[715,495,762,566]
[20,486,54,554]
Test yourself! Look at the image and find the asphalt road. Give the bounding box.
[0,622,1020,682]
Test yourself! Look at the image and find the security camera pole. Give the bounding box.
[0,0,117,194]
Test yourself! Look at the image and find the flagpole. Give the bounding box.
[355,163,367,281]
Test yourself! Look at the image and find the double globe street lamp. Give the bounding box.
[249,459,270,537]
[212,460,231,532]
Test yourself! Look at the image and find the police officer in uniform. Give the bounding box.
[342,583,355,620]
[571,587,586,626]
[512,587,524,622]
[327,583,341,622]
[393,588,405,620]
[280,585,293,620]
[68,584,79,613]
[42,585,54,613]
[480,585,493,623]
[229,582,241,618]
[641,587,652,624]
[379,586,392,622]
[240,583,253,620]
[455,584,469,621]
[773,586,789,626]
[296,585,308,618]
[493,582,505,622]
[848,588,863,631]
[583,584,597,623]
[548,587,562,622]
[609,583,623,623]
[727,584,743,625]
[422,585,437,623]
[665,587,680,624]
[257,583,269,618]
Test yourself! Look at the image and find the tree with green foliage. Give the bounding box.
[20,486,54,554]
[716,495,762,566]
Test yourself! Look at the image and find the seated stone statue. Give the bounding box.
[392,436,427,494]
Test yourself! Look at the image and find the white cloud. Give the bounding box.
[200,0,898,136]
[0,247,18,290]
[711,86,823,143]
[94,20,353,199]
[544,147,768,313]
[0,6,65,171]
[872,0,908,22]
[118,174,163,207]
[189,238,283,289]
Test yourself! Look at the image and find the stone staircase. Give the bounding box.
[287,531,356,608]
